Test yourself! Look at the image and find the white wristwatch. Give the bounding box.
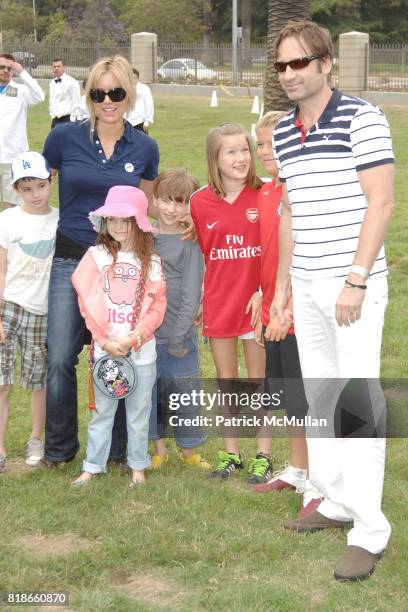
[350,264,369,279]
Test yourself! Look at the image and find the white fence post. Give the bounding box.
[131,32,157,84]
[339,31,369,96]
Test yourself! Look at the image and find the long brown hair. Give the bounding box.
[96,217,155,281]
[206,123,262,199]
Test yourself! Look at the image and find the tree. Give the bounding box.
[264,0,311,112]
[76,0,126,44]
[119,0,203,42]
[311,0,361,40]
[0,0,35,46]
[202,0,212,46]
[241,0,252,68]
[41,10,75,44]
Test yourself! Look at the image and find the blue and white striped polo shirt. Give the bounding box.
[273,88,394,279]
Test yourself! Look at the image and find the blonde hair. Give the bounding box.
[153,168,200,203]
[256,110,287,132]
[85,55,136,129]
[206,123,262,199]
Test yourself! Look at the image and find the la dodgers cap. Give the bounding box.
[11,151,51,185]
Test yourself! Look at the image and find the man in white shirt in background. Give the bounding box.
[0,53,45,209]
[126,68,154,133]
[49,58,81,129]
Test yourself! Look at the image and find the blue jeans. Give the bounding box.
[149,337,205,449]
[44,257,126,462]
[83,362,156,473]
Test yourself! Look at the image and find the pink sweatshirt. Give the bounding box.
[71,247,167,348]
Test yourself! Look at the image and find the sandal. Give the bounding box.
[72,472,93,487]
[128,480,145,489]
[128,470,146,488]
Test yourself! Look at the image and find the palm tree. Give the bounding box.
[263,0,310,112]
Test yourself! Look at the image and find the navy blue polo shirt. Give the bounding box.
[43,120,159,247]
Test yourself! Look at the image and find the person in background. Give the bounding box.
[0,53,45,209]
[49,58,81,129]
[126,68,154,133]
[71,78,89,123]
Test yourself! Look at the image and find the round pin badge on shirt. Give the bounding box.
[125,163,134,173]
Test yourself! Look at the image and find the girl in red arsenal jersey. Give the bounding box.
[190,123,273,483]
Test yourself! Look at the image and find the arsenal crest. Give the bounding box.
[246,208,259,223]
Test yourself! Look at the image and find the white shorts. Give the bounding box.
[239,330,255,340]
[0,164,22,206]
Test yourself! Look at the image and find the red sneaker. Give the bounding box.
[298,496,322,517]
[251,478,296,493]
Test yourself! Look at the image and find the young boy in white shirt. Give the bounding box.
[0,152,58,472]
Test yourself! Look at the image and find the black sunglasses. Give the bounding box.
[274,55,322,73]
[0,64,13,72]
[89,87,127,103]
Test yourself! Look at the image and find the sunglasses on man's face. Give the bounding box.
[89,87,127,103]
[0,65,13,72]
[274,55,322,73]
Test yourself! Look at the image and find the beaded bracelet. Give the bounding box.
[345,280,367,290]
[130,330,143,350]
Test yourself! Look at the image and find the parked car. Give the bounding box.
[253,55,267,64]
[157,58,217,82]
[12,51,38,69]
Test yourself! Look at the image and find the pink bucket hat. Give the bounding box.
[89,185,157,233]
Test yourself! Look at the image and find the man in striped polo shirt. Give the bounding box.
[270,21,395,581]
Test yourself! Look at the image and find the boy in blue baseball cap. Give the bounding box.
[0,152,58,472]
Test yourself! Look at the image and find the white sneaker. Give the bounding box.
[251,464,307,492]
[25,438,44,466]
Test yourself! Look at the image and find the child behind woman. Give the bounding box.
[252,112,322,516]
[149,168,209,468]
[71,186,166,487]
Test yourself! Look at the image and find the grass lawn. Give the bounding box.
[0,95,407,611]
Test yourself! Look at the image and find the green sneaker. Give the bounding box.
[247,453,273,485]
[209,450,244,480]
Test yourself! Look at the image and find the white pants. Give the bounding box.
[0,164,22,206]
[292,275,391,553]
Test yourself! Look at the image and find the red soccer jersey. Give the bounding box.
[258,180,294,334]
[190,184,261,337]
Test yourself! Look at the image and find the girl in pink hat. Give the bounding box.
[71,185,167,488]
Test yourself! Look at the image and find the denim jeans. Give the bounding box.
[83,362,156,473]
[44,257,127,462]
[149,337,205,449]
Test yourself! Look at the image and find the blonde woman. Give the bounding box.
[41,56,159,467]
